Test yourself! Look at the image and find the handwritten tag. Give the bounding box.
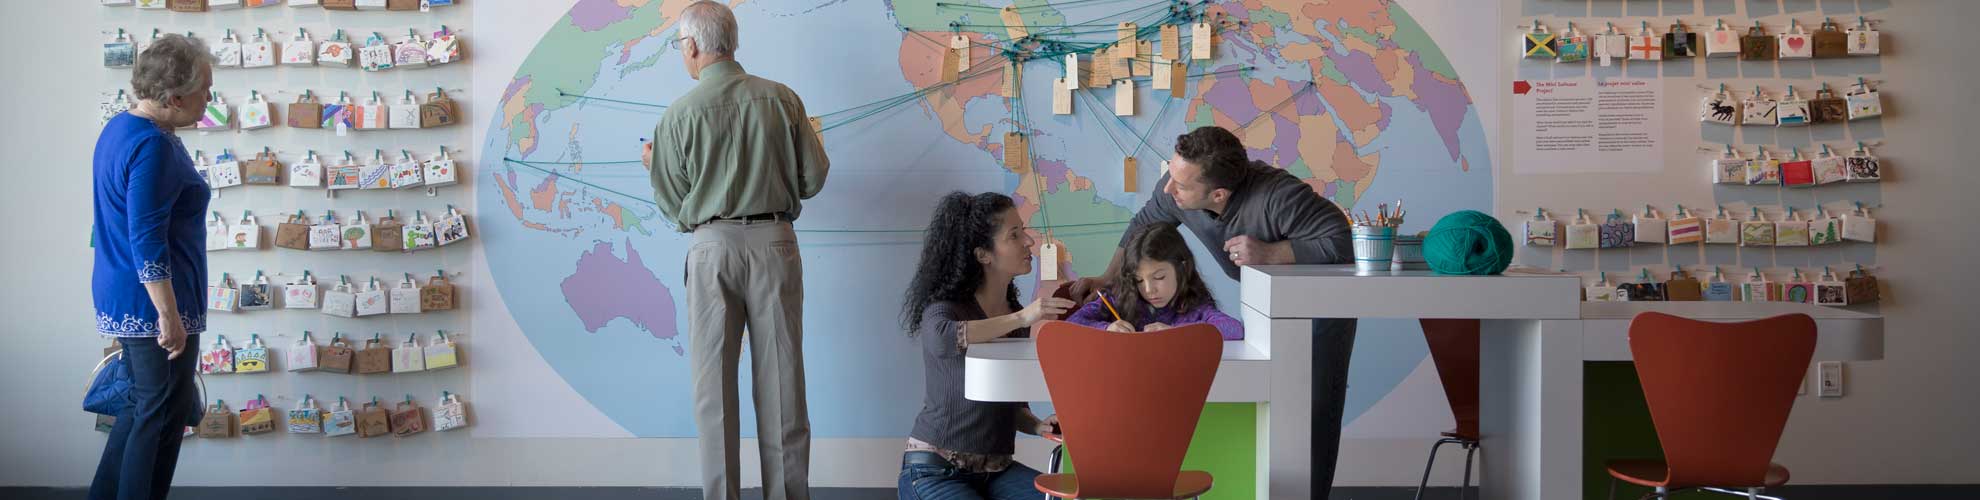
[1123,156,1139,192]
[1135,40,1154,76]
[1115,79,1136,116]
[1002,63,1018,98]
[1039,242,1060,281]
[951,35,970,72]
[1161,24,1180,59]
[1111,44,1131,77]
[1193,22,1212,60]
[940,45,959,83]
[1064,53,1079,90]
[1152,57,1172,90]
[1004,132,1028,172]
[808,116,824,146]
[1118,23,1138,52]
[1052,78,1072,115]
[999,6,1029,40]
[1087,47,1113,88]
[1170,61,1187,98]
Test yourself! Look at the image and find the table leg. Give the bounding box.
[1260,314,1311,500]
[1479,319,1583,500]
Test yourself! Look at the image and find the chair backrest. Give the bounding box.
[1628,312,1816,487]
[1036,321,1221,499]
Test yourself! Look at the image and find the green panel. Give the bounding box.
[1059,403,1257,500]
[1584,362,1722,499]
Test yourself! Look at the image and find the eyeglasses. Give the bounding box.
[669,36,692,50]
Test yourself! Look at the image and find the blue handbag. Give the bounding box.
[84,350,132,416]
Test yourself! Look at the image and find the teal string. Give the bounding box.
[500,158,1129,234]
[557,89,668,109]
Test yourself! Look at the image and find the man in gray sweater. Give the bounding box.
[1070,125,1356,499]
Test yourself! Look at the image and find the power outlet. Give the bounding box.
[1818,361,1845,398]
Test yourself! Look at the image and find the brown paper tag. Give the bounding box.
[1123,156,1139,192]
[999,6,1029,41]
[807,116,824,147]
[1003,132,1028,172]
[1001,63,1018,98]
[1193,22,1212,60]
[1134,40,1154,76]
[1170,62,1187,98]
[1111,44,1132,77]
[1117,23,1138,52]
[1161,24,1181,60]
[940,45,960,83]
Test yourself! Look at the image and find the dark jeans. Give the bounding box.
[897,452,1042,500]
[1312,319,1358,500]
[91,334,200,500]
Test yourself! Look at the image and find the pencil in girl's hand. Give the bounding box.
[1096,291,1124,323]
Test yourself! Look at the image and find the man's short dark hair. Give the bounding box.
[1174,126,1253,191]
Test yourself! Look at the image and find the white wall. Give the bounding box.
[4,0,1976,490]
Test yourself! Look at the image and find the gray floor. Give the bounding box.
[6,485,1977,499]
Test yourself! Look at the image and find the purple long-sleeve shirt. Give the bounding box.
[1064,298,1244,340]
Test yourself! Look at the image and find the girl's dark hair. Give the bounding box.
[901,191,1021,336]
[1111,223,1215,325]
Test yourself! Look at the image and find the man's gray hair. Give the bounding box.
[130,34,215,103]
[678,1,739,57]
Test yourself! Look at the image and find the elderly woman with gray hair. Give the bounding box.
[90,33,212,500]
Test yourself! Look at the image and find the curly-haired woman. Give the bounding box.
[896,191,1076,500]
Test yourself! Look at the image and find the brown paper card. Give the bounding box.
[1161,24,1181,59]
[1117,23,1138,52]
[318,343,354,373]
[1111,45,1131,78]
[421,92,457,128]
[288,102,323,129]
[421,277,457,310]
[1665,271,1703,301]
[356,404,390,438]
[1170,62,1187,98]
[1134,40,1154,76]
[940,45,960,83]
[244,152,282,185]
[355,339,393,374]
[275,216,311,250]
[387,0,420,10]
[197,408,235,438]
[391,402,426,437]
[372,218,404,252]
[1003,133,1028,172]
[998,6,1029,40]
[168,0,207,12]
[1123,156,1139,192]
[1001,64,1017,98]
[321,0,357,10]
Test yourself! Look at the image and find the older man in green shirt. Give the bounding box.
[642,3,829,499]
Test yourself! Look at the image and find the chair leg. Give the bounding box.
[1413,439,1452,500]
[1607,477,1618,500]
[1045,444,1063,500]
[1457,440,1477,500]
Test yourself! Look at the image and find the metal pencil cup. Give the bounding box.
[1352,225,1397,273]
[1391,234,1427,271]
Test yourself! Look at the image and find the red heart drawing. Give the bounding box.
[1787,37,1806,51]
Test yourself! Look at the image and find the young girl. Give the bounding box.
[1066,223,1243,340]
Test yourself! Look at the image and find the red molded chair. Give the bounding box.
[1606,312,1816,500]
[1033,321,1221,499]
[1415,319,1481,500]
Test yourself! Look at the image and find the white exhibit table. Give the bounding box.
[963,265,1884,500]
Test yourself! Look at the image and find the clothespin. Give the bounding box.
[1858,16,1868,29]
[1821,144,1833,157]
[1717,19,1725,30]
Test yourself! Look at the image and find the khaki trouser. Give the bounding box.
[688,220,810,500]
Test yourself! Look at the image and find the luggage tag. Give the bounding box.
[1743,268,1778,302]
[390,149,425,189]
[1774,208,1810,247]
[207,273,240,313]
[1741,207,1775,247]
[318,29,354,67]
[1742,85,1777,126]
[195,92,231,131]
[1586,272,1619,302]
[1620,268,1667,302]
[1812,144,1849,185]
[1555,22,1589,63]
[354,91,388,130]
[325,397,357,437]
[323,91,355,136]
[421,146,459,195]
[433,391,469,431]
[288,90,323,129]
[1667,204,1703,245]
[435,205,471,246]
[321,275,357,318]
[319,332,355,373]
[393,28,429,68]
[426,25,462,65]
[1808,84,1848,124]
[1663,20,1697,59]
[393,334,427,373]
[359,32,395,71]
[239,91,275,130]
[424,331,459,370]
[327,151,363,193]
[1808,207,1843,246]
[1565,209,1599,250]
[1813,267,1848,306]
[355,278,390,317]
[360,149,394,190]
[390,273,423,314]
[1634,205,1667,245]
[205,211,229,252]
[1665,268,1703,301]
[209,29,242,67]
[1812,18,1848,58]
[283,28,316,66]
[229,210,262,250]
[1780,148,1815,187]
[290,150,322,187]
[237,271,275,310]
[274,210,311,250]
[1523,208,1557,246]
[1594,22,1629,67]
[1842,202,1877,243]
[419,270,456,311]
[1741,23,1776,60]
[1846,16,1879,56]
[1845,141,1881,183]
[1713,145,1747,184]
[1703,267,1737,301]
[1705,206,1740,245]
[1844,264,1880,304]
[1778,19,1813,59]
[234,334,271,373]
[389,90,422,129]
[1630,21,1662,61]
[288,394,324,433]
[309,210,342,250]
[1746,147,1782,185]
[1700,84,1740,126]
[199,334,237,374]
[402,210,438,251]
[1598,209,1635,249]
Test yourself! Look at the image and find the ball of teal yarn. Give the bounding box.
[1423,210,1513,275]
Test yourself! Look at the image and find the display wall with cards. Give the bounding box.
[1503,3,1893,306]
[94,0,476,445]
